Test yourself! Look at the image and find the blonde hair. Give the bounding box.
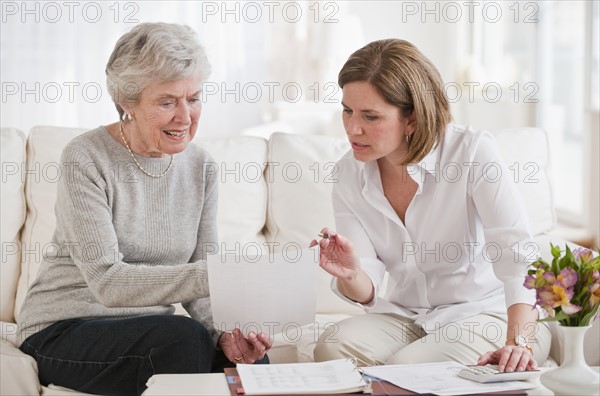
[338,39,452,164]
[106,22,211,119]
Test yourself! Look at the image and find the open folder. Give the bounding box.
[226,361,532,396]
[207,247,318,337]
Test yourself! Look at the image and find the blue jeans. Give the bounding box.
[20,315,269,395]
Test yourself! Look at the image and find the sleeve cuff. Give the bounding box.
[504,277,536,308]
[212,329,224,349]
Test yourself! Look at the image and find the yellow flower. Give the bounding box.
[551,284,571,306]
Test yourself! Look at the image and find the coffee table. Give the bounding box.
[143,373,230,395]
[141,367,600,395]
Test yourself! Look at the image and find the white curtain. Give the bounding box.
[1,1,368,137]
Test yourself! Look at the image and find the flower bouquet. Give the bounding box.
[525,244,600,395]
[524,244,600,326]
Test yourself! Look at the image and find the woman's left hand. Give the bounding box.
[477,345,537,372]
[219,328,272,364]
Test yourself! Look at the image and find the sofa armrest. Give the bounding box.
[0,338,41,396]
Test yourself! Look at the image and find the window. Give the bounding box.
[468,0,593,227]
[536,1,588,223]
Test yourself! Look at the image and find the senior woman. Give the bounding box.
[311,39,551,372]
[17,23,270,396]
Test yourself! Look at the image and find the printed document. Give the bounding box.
[363,361,538,395]
[236,359,368,395]
[207,247,318,337]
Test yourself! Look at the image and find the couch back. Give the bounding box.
[1,128,27,324]
[1,126,556,324]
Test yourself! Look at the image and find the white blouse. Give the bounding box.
[331,124,537,332]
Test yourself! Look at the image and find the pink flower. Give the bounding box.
[531,260,548,270]
[542,271,556,285]
[548,284,582,314]
[524,275,536,289]
[556,268,578,289]
[589,271,600,307]
[534,276,582,316]
[573,247,594,262]
[537,288,556,309]
[561,303,584,315]
[524,243,600,326]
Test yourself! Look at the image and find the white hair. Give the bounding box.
[105,22,211,118]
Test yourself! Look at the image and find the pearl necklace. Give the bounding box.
[119,121,174,178]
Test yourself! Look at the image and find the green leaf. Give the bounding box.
[554,310,571,321]
[538,310,571,323]
[580,301,600,326]
[552,256,560,275]
[559,245,576,270]
[551,243,560,259]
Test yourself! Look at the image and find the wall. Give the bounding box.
[0,1,480,137]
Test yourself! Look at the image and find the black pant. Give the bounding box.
[20,315,269,395]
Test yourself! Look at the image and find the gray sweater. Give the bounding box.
[17,126,221,346]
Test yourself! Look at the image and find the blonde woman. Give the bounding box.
[312,39,550,373]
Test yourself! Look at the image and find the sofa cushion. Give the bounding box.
[1,128,27,323]
[15,126,88,320]
[265,132,363,315]
[196,137,269,251]
[0,341,41,396]
[493,128,555,235]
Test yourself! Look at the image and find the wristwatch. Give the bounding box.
[507,335,533,354]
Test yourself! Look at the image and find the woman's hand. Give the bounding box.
[309,228,361,280]
[310,228,373,304]
[219,328,271,364]
[477,345,538,372]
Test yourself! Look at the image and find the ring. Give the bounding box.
[233,356,243,362]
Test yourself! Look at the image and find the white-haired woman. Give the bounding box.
[17,22,270,396]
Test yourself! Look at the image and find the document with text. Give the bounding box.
[207,247,318,337]
[362,361,538,395]
[236,359,369,395]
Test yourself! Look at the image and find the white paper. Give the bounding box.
[236,359,368,395]
[207,247,318,337]
[363,361,538,396]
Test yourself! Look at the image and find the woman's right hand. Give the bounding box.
[219,328,271,364]
[309,228,361,280]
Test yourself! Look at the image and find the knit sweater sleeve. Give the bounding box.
[184,156,222,346]
[58,146,211,308]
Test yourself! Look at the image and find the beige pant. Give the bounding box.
[313,313,551,366]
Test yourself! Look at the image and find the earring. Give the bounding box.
[126,113,133,122]
[406,134,411,143]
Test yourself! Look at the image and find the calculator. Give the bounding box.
[458,365,541,383]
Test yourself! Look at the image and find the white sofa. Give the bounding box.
[1,126,599,395]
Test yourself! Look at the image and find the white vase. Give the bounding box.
[540,325,600,395]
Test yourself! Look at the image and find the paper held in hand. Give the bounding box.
[207,247,318,337]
